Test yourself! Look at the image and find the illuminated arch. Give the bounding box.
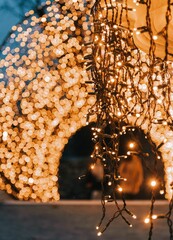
[0,0,95,201]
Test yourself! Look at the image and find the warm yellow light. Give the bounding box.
[108,181,112,186]
[129,142,135,149]
[150,180,157,187]
[144,217,150,224]
[153,35,158,40]
[97,232,102,236]
[160,190,164,195]
[152,215,157,220]
[118,186,123,192]
[90,164,95,170]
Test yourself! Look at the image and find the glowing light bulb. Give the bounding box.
[96,226,99,230]
[118,186,123,192]
[144,217,150,224]
[152,215,157,220]
[108,181,112,186]
[160,190,164,195]
[117,62,122,66]
[97,232,102,236]
[41,17,46,22]
[153,35,158,40]
[136,113,140,117]
[90,164,95,170]
[117,111,122,117]
[129,142,135,149]
[132,215,137,219]
[150,180,157,187]
[2,131,8,141]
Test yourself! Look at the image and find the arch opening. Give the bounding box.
[58,123,165,200]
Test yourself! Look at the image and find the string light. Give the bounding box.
[87,0,173,238]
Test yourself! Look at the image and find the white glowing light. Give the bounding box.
[118,186,123,192]
[129,142,135,149]
[144,218,150,224]
[2,131,8,141]
[153,35,158,40]
[108,181,112,186]
[97,232,102,236]
[150,180,157,187]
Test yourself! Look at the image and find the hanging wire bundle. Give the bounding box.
[86,0,173,238]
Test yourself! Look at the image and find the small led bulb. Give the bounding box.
[118,186,123,192]
[90,164,95,170]
[152,215,157,220]
[108,181,112,186]
[160,190,164,195]
[150,180,157,187]
[144,217,150,224]
[153,35,158,40]
[129,142,135,149]
[97,232,102,236]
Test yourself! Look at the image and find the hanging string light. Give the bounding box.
[87,0,173,238]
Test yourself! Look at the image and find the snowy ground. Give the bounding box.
[0,200,171,240]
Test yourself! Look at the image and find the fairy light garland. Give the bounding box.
[87,0,173,238]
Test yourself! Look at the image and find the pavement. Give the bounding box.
[0,200,171,240]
